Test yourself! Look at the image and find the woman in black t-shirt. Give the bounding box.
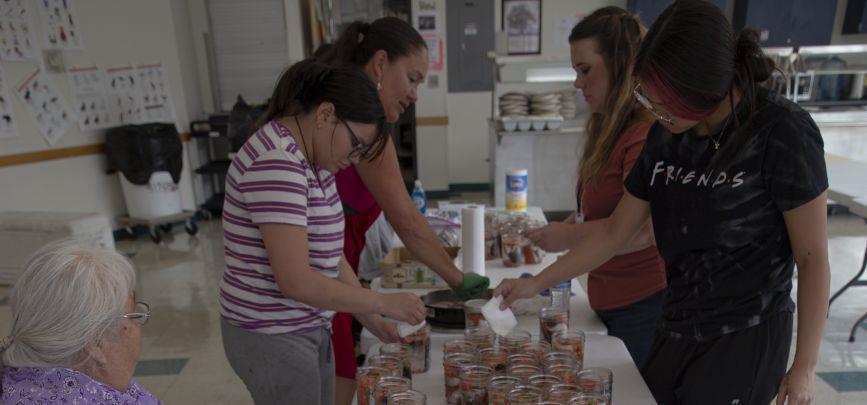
[495,2,829,404]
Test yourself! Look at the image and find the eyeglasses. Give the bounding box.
[633,84,674,125]
[122,301,150,326]
[342,120,374,160]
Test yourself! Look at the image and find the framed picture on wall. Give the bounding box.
[503,0,542,55]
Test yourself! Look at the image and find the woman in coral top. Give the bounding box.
[524,7,665,369]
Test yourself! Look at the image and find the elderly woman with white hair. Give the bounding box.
[0,240,160,404]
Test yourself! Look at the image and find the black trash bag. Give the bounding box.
[105,123,183,185]
[228,95,268,152]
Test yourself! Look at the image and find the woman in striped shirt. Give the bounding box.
[218,59,426,405]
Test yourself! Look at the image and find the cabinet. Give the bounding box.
[733,0,837,47]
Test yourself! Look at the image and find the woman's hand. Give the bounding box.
[524,222,577,253]
[358,314,401,344]
[379,292,426,325]
[775,363,814,405]
[493,277,544,309]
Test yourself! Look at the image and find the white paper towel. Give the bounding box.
[482,296,517,336]
[461,205,485,276]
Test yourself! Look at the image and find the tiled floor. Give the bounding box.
[0,210,866,404]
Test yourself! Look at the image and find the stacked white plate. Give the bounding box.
[559,88,578,119]
[499,92,529,117]
[530,93,562,116]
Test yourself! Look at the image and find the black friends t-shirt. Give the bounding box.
[624,89,827,341]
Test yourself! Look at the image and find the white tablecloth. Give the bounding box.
[357,207,658,403]
[364,333,654,405]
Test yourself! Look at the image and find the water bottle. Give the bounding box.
[550,280,572,316]
[411,179,427,214]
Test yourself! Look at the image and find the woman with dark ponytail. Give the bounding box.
[320,17,490,404]
[495,2,828,404]
[218,59,426,404]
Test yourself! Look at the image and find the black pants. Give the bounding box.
[642,311,792,405]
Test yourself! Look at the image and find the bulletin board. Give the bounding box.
[0,0,184,158]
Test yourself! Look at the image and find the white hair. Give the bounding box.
[1,239,135,368]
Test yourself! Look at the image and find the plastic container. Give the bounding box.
[505,169,528,211]
[411,179,427,214]
[120,171,182,219]
[550,280,572,316]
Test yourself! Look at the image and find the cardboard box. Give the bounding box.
[379,247,460,289]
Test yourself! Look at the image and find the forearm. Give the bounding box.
[391,210,464,287]
[356,140,463,287]
[792,257,830,369]
[284,269,384,315]
[533,218,626,290]
[568,219,653,255]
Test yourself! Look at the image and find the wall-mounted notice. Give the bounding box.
[0,0,37,60]
[0,66,17,139]
[15,68,75,145]
[38,0,83,50]
[67,65,113,131]
[105,65,142,125]
[137,62,175,122]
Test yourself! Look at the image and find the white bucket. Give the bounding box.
[119,171,183,220]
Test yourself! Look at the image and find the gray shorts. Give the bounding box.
[221,319,335,405]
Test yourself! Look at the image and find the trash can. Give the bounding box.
[105,123,184,220]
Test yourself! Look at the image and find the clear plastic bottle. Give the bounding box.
[550,280,571,316]
[411,179,426,214]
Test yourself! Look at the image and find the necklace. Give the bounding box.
[294,116,324,190]
[707,114,732,150]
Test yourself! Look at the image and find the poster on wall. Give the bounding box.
[0,0,37,60]
[15,68,75,145]
[137,62,175,122]
[105,65,143,125]
[416,3,443,72]
[0,66,17,139]
[38,0,83,50]
[503,0,541,55]
[67,65,113,131]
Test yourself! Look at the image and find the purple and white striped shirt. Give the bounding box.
[219,120,344,334]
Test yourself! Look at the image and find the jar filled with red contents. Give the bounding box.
[539,306,569,343]
[401,323,431,373]
[443,353,478,404]
[372,376,411,405]
[527,374,562,395]
[459,365,494,405]
[552,329,586,367]
[379,343,413,381]
[463,299,488,328]
[547,383,582,403]
[506,385,543,404]
[356,366,391,405]
[443,339,475,357]
[486,375,521,405]
[519,341,551,362]
[500,232,524,267]
[507,364,542,383]
[464,325,495,350]
[479,346,508,374]
[496,329,531,355]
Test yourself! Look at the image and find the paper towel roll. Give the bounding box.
[461,205,485,276]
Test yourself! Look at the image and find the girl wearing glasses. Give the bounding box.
[319,17,491,404]
[496,1,828,404]
[218,59,427,404]
[522,7,666,370]
[1,240,159,404]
